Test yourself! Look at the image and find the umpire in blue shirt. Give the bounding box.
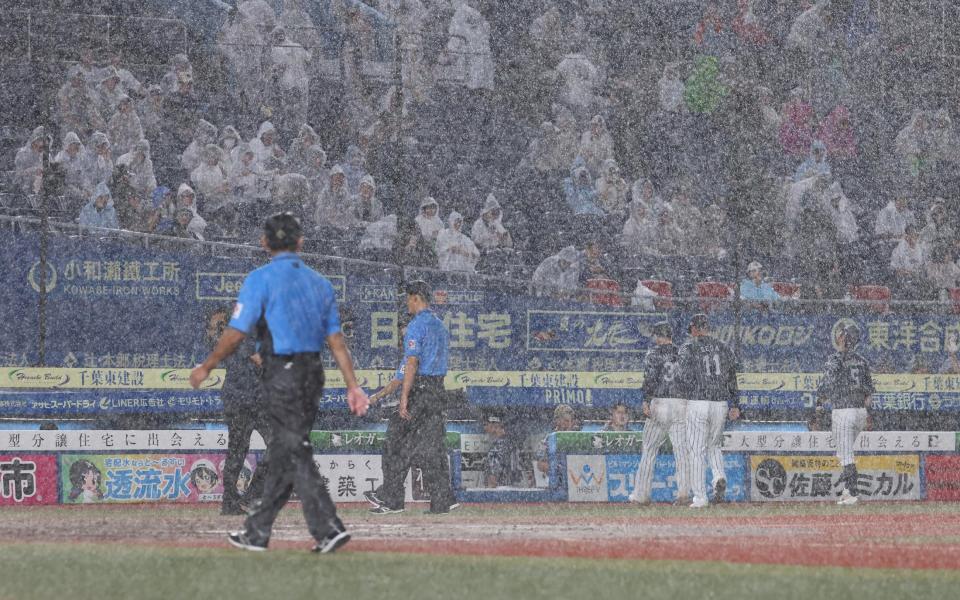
[372,280,458,514]
[190,213,369,553]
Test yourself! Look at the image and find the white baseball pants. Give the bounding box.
[632,398,690,502]
[686,400,727,503]
[832,408,867,466]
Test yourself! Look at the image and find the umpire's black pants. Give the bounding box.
[221,402,270,510]
[380,377,455,511]
[244,354,341,545]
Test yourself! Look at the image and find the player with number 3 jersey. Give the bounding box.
[630,321,690,505]
[677,314,740,508]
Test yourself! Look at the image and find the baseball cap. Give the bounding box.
[404,280,431,302]
[483,414,503,424]
[746,261,762,273]
[554,404,575,420]
[840,323,861,349]
[263,212,302,249]
[651,321,672,339]
[689,313,709,331]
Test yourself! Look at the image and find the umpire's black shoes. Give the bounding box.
[713,478,727,503]
[370,504,404,514]
[312,523,351,554]
[227,531,267,552]
[424,502,461,515]
[363,489,383,508]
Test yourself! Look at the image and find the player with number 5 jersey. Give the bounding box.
[816,323,874,505]
[677,314,740,508]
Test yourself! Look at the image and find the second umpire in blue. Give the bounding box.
[190,213,369,553]
[371,280,459,514]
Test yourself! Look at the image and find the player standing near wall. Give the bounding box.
[630,321,690,505]
[815,323,874,506]
[190,213,369,553]
[678,314,740,508]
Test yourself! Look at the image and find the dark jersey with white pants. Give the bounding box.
[816,352,875,409]
[677,336,739,406]
[641,344,683,400]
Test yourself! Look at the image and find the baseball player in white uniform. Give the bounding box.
[630,321,690,505]
[816,323,874,505]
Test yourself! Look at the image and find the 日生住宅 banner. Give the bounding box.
[749,455,922,502]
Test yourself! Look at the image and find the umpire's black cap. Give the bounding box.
[263,212,302,250]
[688,313,709,332]
[651,321,673,339]
[404,279,431,302]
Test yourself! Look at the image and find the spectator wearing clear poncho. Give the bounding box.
[532,246,581,295]
[104,53,145,98]
[176,183,208,241]
[227,142,261,205]
[314,165,358,231]
[341,145,369,194]
[161,54,194,95]
[97,67,127,119]
[14,126,48,195]
[249,121,286,172]
[554,52,603,117]
[57,65,106,139]
[82,132,114,193]
[470,194,512,251]
[436,211,480,273]
[79,182,119,230]
[595,158,629,216]
[181,120,219,173]
[416,197,444,243]
[269,26,312,134]
[191,144,231,213]
[437,0,494,91]
[107,95,144,159]
[218,126,242,174]
[116,139,158,200]
[620,200,657,255]
[562,157,604,216]
[286,124,320,175]
[300,145,329,195]
[578,115,615,177]
[138,84,165,140]
[352,176,385,225]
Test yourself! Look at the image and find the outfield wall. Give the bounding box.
[3,429,959,506]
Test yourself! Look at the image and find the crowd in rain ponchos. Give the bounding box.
[10,0,960,304]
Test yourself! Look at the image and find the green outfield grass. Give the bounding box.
[2,543,960,600]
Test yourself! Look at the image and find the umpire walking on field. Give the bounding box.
[190,213,369,553]
[370,280,459,515]
[678,313,740,508]
[815,323,874,506]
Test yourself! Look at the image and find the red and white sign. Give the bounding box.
[0,454,58,505]
[925,455,960,500]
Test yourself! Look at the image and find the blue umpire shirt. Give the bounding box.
[229,253,341,354]
[403,309,449,376]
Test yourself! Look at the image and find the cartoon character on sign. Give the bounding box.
[190,459,220,499]
[219,458,253,495]
[68,460,104,503]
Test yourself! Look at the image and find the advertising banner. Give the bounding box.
[0,429,240,452]
[565,454,747,502]
[8,232,960,414]
[59,453,252,504]
[722,431,956,453]
[924,455,960,501]
[749,455,922,502]
[0,454,59,505]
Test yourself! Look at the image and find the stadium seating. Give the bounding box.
[850,285,892,313]
[640,279,674,309]
[696,281,734,312]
